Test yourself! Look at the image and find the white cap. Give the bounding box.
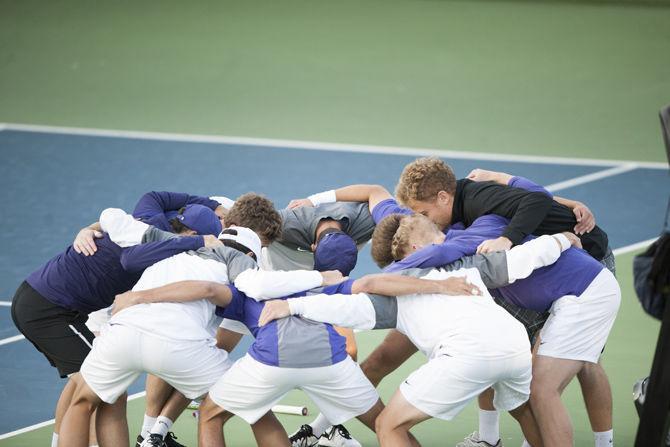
[210,196,235,209]
[219,226,262,261]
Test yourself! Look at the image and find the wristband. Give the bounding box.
[307,190,336,207]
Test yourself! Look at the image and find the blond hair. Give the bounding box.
[390,214,440,261]
[395,157,457,205]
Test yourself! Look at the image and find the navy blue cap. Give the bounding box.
[178,204,222,236]
[313,231,358,275]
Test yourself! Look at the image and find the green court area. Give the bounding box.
[1,0,669,163]
[0,251,661,446]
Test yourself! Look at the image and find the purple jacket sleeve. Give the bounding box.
[119,235,205,272]
[384,215,509,272]
[371,199,413,224]
[132,191,220,219]
[508,176,553,198]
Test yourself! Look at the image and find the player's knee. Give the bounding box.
[198,396,226,425]
[374,409,394,435]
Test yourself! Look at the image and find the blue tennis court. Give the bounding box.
[0,126,668,439]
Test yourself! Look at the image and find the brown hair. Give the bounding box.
[226,193,282,246]
[168,207,190,234]
[395,157,457,205]
[371,214,406,268]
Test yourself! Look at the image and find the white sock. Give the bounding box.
[478,409,500,445]
[51,433,59,447]
[594,429,613,447]
[141,414,157,439]
[151,416,174,438]
[309,413,332,437]
[521,440,532,447]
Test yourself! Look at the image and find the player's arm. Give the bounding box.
[468,169,596,235]
[112,280,233,315]
[351,273,481,297]
[463,232,576,289]
[288,184,393,213]
[233,268,345,301]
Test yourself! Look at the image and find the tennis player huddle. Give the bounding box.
[11,157,620,447]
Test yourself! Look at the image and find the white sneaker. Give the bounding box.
[455,431,503,447]
[290,424,320,447]
[318,425,362,447]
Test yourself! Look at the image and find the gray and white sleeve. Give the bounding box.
[457,233,570,288]
[287,293,378,330]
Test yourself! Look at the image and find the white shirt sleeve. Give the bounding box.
[99,208,150,247]
[234,269,323,301]
[288,293,376,330]
[506,233,570,283]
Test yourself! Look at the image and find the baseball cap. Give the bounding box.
[177,204,223,236]
[219,226,262,261]
[313,230,358,275]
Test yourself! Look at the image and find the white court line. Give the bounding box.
[2,122,667,169]
[545,164,640,192]
[0,392,146,440]
[0,301,12,307]
[612,237,658,256]
[0,334,26,346]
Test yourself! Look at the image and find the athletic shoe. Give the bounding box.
[135,434,145,447]
[290,424,320,447]
[140,433,166,447]
[318,425,362,447]
[455,432,503,447]
[164,432,186,447]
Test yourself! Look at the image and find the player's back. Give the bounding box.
[396,267,529,360]
[111,251,228,341]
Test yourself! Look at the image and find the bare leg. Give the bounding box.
[361,330,417,387]
[216,328,243,352]
[145,375,174,418]
[251,412,290,447]
[530,355,583,447]
[375,390,425,447]
[54,376,78,434]
[508,401,543,447]
[478,388,495,411]
[198,395,234,447]
[58,380,101,447]
[160,389,192,423]
[95,394,128,447]
[577,361,613,432]
[88,410,97,446]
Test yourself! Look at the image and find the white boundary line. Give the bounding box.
[2,122,667,169]
[0,391,147,440]
[612,237,658,256]
[545,164,640,192]
[0,301,12,307]
[0,334,25,346]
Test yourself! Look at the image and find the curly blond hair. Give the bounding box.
[395,157,457,205]
[226,193,282,246]
[390,214,440,262]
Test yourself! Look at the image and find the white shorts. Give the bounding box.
[218,318,251,335]
[400,352,532,420]
[538,269,621,363]
[85,306,112,334]
[208,354,379,425]
[81,324,232,404]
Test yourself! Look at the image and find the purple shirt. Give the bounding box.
[26,234,204,314]
[217,283,350,368]
[132,191,220,232]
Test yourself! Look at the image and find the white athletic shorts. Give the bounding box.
[400,351,532,420]
[208,354,379,425]
[85,306,112,334]
[538,269,621,363]
[81,324,232,404]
